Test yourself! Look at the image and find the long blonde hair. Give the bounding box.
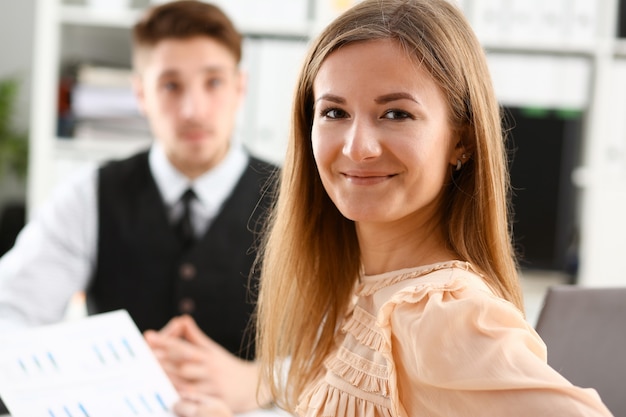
[256,0,522,411]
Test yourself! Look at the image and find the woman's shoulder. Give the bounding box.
[360,260,524,331]
[358,260,491,301]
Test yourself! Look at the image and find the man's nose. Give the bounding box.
[180,89,209,120]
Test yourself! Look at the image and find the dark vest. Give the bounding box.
[88,151,276,360]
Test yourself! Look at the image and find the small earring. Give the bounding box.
[462,153,467,159]
[455,159,462,171]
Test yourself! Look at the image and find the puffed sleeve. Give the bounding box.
[383,282,614,417]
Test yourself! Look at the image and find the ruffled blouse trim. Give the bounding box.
[324,347,390,395]
[341,306,386,351]
[357,260,478,297]
[297,376,393,417]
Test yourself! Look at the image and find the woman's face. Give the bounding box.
[311,39,461,229]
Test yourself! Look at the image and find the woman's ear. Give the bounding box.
[450,148,469,171]
[449,128,474,169]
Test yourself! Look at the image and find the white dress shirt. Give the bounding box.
[0,141,248,333]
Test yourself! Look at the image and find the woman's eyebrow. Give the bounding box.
[374,92,420,104]
[315,94,346,105]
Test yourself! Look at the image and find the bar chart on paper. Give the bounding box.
[0,310,178,417]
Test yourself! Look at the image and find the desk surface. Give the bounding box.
[0,407,291,417]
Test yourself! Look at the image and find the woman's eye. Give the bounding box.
[382,110,412,120]
[322,108,347,119]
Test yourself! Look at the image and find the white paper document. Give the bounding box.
[0,310,179,417]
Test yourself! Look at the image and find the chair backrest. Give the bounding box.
[535,285,626,417]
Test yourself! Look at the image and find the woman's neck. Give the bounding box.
[356,217,456,276]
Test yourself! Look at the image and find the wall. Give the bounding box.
[0,1,35,208]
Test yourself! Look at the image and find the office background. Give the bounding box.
[1,0,626,325]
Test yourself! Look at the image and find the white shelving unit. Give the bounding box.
[60,5,143,27]
[476,0,626,288]
[27,0,626,286]
[573,0,626,287]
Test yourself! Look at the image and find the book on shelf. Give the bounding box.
[73,116,151,141]
[76,63,134,89]
[61,63,149,140]
[72,84,139,119]
[72,63,138,118]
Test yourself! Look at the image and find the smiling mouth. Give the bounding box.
[342,173,396,184]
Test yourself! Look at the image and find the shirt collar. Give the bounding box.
[149,141,249,211]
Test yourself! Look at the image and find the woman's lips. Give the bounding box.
[341,171,397,185]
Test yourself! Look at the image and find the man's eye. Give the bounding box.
[207,78,224,89]
[163,81,180,92]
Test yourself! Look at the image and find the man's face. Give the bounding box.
[134,36,244,178]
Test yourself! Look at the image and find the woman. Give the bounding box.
[174,0,614,416]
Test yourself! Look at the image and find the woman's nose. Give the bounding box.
[342,119,383,162]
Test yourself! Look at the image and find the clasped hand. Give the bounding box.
[144,315,266,417]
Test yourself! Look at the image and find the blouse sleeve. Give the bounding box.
[385,283,614,417]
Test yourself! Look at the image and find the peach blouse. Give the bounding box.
[296,261,613,417]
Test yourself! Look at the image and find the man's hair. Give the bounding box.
[132,0,242,64]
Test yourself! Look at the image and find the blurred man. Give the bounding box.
[0,1,277,413]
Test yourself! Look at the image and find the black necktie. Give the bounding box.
[175,188,196,250]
